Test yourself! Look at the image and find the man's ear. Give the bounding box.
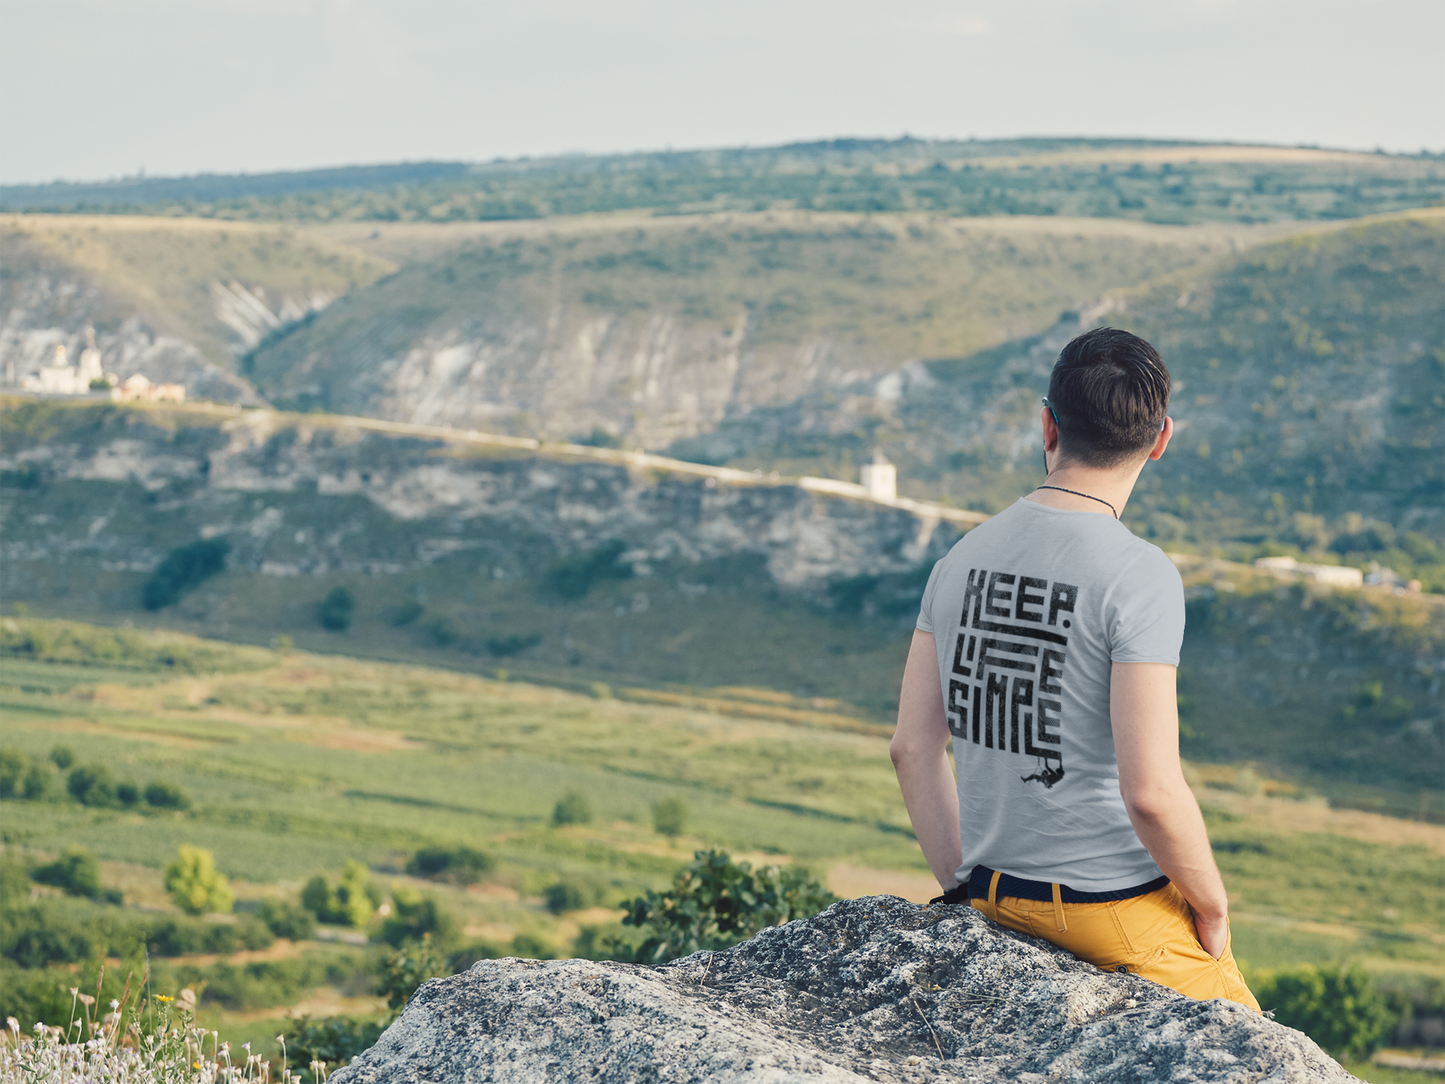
[1147,417,1174,461]
[1041,406,1061,453]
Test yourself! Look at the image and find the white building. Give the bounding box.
[22,343,91,395]
[860,450,897,502]
[1254,556,1364,589]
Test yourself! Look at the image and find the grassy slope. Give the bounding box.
[0,214,394,366]
[244,211,1259,426]
[715,211,1445,573]
[0,398,1438,812]
[0,620,1440,1049]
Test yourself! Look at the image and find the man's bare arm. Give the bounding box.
[1111,661,1230,958]
[890,630,963,890]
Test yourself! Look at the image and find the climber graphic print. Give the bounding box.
[945,569,1076,789]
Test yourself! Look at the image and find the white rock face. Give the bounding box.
[331,896,1355,1084]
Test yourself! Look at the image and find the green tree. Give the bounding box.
[142,538,229,610]
[67,763,118,807]
[381,886,458,949]
[651,796,689,837]
[48,745,74,770]
[164,844,234,915]
[1256,964,1393,1061]
[377,934,448,1009]
[405,845,492,884]
[552,789,593,826]
[144,781,191,809]
[301,860,375,926]
[22,763,54,801]
[0,749,29,798]
[30,847,104,899]
[619,849,838,964]
[318,586,355,631]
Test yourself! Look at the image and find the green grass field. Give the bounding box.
[2,618,1440,1060]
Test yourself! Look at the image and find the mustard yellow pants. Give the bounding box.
[970,872,1260,1011]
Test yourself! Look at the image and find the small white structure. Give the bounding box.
[77,326,104,386]
[112,373,186,403]
[22,343,92,394]
[1254,556,1364,589]
[860,450,897,502]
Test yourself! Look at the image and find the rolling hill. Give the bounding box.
[240,212,1268,447]
[682,210,1445,580]
[0,214,393,399]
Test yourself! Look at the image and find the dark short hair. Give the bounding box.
[1047,327,1170,468]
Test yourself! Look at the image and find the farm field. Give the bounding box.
[1,617,1441,1073]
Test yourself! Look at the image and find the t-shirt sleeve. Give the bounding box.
[1107,547,1185,666]
[915,558,945,635]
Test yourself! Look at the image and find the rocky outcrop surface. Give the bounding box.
[0,404,962,591]
[333,896,1354,1084]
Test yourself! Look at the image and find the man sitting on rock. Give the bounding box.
[890,326,1258,1010]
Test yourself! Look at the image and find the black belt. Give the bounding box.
[929,865,1169,907]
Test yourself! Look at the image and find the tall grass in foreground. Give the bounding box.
[0,978,330,1084]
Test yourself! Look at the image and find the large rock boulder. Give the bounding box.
[331,896,1356,1083]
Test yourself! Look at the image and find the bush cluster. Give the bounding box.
[0,747,192,811]
[618,849,837,965]
[552,789,593,826]
[302,860,380,926]
[1255,964,1393,1061]
[405,844,492,885]
[142,538,230,610]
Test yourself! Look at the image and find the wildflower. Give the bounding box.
[78,994,96,1007]
[69,988,79,997]
[110,999,120,1010]
[155,995,174,1003]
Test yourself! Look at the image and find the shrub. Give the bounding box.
[405,845,492,885]
[542,539,632,600]
[619,849,838,964]
[377,933,448,1009]
[142,538,230,610]
[381,886,458,949]
[651,796,689,837]
[164,845,234,915]
[552,789,593,826]
[318,586,355,631]
[284,1014,388,1068]
[144,916,240,957]
[0,749,26,797]
[48,745,74,770]
[544,881,600,915]
[0,905,95,968]
[67,763,118,807]
[256,898,316,941]
[30,847,106,901]
[144,780,191,809]
[21,763,54,801]
[485,632,542,657]
[116,781,141,806]
[1256,964,1393,1061]
[301,860,376,927]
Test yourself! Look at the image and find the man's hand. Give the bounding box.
[1112,661,1232,957]
[890,630,963,891]
[1191,908,1229,961]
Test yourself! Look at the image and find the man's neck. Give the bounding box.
[1025,459,1148,519]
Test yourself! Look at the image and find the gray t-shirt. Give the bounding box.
[916,498,1185,892]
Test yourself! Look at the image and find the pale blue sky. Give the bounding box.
[1,0,1441,185]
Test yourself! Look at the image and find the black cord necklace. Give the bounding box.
[1035,485,1118,518]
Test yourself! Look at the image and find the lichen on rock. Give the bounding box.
[330,895,1356,1083]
